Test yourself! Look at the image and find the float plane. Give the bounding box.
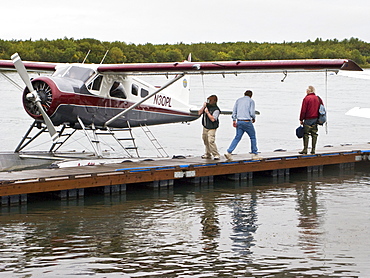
[0,54,362,169]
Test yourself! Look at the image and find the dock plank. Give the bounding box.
[0,144,368,197]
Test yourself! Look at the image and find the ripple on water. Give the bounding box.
[1,171,370,276]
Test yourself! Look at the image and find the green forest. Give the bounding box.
[1,37,370,67]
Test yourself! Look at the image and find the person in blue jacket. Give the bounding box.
[224,90,262,161]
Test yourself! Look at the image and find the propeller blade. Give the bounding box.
[11,53,34,93]
[35,101,58,141]
[11,53,58,142]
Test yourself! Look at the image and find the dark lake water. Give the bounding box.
[1,69,370,277]
[1,166,370,277]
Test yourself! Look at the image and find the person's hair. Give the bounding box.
[244,90,253,97]
[308,86,315,93]
[207,95,218,102]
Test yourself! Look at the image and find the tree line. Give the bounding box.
[0,37,369,67]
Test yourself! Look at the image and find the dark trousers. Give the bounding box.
[301,120,318,154]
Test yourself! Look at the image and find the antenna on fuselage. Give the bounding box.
[100,50,109,64]
[187,53,192,62]
[82,50,91,64]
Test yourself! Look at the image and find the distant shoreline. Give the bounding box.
[0,37,369,68]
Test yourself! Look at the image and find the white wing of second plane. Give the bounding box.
[345,107,370,119]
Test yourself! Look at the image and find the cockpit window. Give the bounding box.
[110,81,127,99]
[53,66,95,82]
[88,75,103,91]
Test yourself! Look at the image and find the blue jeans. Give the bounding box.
[227,121,258,154]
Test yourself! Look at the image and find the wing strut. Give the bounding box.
[104,73,185,127]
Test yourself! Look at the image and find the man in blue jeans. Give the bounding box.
[224,90,262,161]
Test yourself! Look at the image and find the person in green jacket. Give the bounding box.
[198,95,221,160]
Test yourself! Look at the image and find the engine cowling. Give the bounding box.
[22,77,59,120]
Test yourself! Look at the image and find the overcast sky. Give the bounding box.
[1,0,369,44]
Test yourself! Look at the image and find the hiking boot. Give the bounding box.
[224,153,232,161]
[213,156,220,160]
[201,154,212,159]
[299,136,309,154]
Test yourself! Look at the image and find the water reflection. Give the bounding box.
[199,186,220,252]
[1,167,369,276]
[296,182,322,254]
[229,190,258,257]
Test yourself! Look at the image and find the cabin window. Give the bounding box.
[110,81,127,99]
[141,88,149,98]
[131,84,139,96]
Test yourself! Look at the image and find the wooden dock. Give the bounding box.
[1,143,370,206]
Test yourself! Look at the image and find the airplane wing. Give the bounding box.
[0,58,362,75]
[0,60,57,72]
[345,107,370,119]
[96,59,363,75]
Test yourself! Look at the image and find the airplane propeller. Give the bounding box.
[11,53,58,142]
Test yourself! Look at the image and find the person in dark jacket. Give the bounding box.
[299,85,324,154]
[198,95,221,160]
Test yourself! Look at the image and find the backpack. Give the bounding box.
[317,96,326,125]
